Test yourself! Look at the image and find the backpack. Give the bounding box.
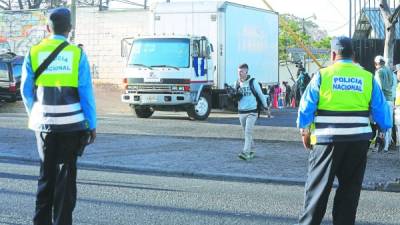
[301,72,311,89]
[249,78,265,118]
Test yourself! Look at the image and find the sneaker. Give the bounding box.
[249,151,255,159]
[384,150,394,154]
[238,152,251,160]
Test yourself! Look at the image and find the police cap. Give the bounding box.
[48,7,71,34]
[331,36,353,58]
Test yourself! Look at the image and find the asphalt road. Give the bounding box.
[0,161,399,225]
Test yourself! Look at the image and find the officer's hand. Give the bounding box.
[300,128,312,150]
[88,129,96,145]
[379,131,384,139]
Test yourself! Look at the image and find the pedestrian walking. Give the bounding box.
[20,7,97,225]
[235,63,268,160]
[374,55,394,153]
[391,64,398,147]
[283,81,292,107]
[394,64,400,149]
[295,36,391,225]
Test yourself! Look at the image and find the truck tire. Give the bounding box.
[132,106,154,118]
[187,92,211,120]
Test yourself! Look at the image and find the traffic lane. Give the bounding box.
[0,111,300,142]
[206,109,298,128]
[1,162,399,225]
[0,99,298,128]
[1,126,399,192]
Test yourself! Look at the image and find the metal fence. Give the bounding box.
[353,39,400,72]
[350,0,399,39]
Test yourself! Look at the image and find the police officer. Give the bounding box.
[296,36,391,225]
[21,7,96,225]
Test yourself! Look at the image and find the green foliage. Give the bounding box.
[279,14,330,61]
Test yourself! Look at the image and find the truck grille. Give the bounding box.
[127,85,184,94]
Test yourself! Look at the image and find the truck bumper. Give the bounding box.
[121,93,195,106]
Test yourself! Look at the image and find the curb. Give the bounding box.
[0,155,391,192]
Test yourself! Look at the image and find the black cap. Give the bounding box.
[330,36,353,57]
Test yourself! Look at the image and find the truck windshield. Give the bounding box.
[128,38,190,68]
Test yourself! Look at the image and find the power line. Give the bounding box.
[325,0,347,19]
[328,21,350,32]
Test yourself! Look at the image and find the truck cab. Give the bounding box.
[121,35,214,120]
[120,1,278,120]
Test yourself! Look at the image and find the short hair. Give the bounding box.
[48,7,72,35]
[331,36,353,58]
[374,55,385,65]
[238,63,248,70]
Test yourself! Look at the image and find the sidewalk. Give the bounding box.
[1,125,399,192]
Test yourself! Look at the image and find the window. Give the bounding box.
[128,38,190,68]
[12,63,22,78]
[0,62,9,80]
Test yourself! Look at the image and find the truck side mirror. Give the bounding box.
[121,37,134,58]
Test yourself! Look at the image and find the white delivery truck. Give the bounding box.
[121,1,279,120]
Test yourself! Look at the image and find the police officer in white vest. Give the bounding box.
[21,7,96,225]
[295,36,391,225]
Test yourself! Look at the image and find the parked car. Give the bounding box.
[0,52,24,103]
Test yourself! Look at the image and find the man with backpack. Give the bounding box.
[296,66,311,98]
[235,63,268,160]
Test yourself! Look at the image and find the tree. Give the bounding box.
[379,0,400,68]
[0,0,67,10]
[279,14,331,62]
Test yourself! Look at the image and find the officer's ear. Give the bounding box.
[46,24,51,33]
[331,51,337,61]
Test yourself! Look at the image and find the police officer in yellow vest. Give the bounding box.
[21,8,96,225]
[295,36,391,225]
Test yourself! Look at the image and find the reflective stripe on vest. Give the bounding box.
[395,83,400,106]
[311,62,373,144]
[29,39,86,132]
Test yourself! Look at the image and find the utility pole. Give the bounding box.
[70,0,77,43]
[349,0,352,38]
[261,0,323,68]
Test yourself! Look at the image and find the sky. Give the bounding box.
[110,0,351,36]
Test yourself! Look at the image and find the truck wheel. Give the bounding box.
[132,106,154,118]
[187,92,211,120]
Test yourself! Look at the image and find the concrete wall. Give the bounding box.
[75,8,151,84]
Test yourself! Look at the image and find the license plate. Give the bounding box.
[143,95,157,103]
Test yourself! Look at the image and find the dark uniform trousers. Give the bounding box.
[34,131,82,225]
[298,140,369,225]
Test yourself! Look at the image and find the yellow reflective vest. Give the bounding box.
[29,38,86,132]
[311,62,373,144]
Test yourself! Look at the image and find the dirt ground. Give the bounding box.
[0,84,131,115]
[93,84,131,115]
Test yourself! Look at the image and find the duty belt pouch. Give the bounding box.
[77,131,90,157]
